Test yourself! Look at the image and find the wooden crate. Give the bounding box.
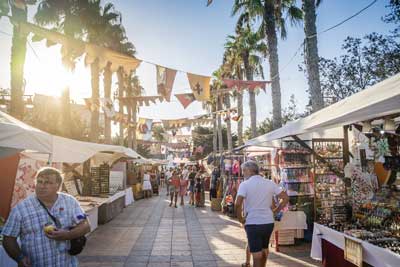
[270,230,295,245]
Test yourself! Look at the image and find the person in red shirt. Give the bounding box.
[169,171,180,208]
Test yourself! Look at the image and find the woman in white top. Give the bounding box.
[142,171,152,198]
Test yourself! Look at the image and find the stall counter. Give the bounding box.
[311,223,400,267]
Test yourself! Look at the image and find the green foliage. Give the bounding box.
[0,0,10,18]
[136,144,151,158]
[243,94,302,140]
[192,126,237,156]
[300,33,400,106]
[152,124,166,142]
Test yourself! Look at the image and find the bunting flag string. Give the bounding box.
[222,79,269,93]
[187,73,211,101]
[136,118,153,141]
[19,21,271,107]
[100,98,116,118]
[175,93,196,109]
[119,95,164,107]
[84,98,100,112]
[157,65,177,102]
[137,140,189,149]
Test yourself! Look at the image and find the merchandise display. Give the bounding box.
[313,139,349,224]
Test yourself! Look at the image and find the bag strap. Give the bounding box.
[37,198,62,228]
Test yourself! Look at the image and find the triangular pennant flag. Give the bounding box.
[187,73,211,101]
[175,93,196,109]
[243,81,269,92]
[157,66,177,102]
[100,98,116,118]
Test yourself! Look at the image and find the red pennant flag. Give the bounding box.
[157,65,177,102]
[175,93,196,109]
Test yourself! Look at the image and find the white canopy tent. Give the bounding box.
[246,73,400,147]
[0,111,141,163]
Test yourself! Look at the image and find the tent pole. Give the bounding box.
[291,135,345,179]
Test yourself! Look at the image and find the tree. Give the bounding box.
[301,33,400,105]
[244,94,301,140]
[232,0,303,129]
[152,124,167,142]
[82,1,122,142]
[1,1,37,119]
[222,35,245,145]
[383,0,400,34]
[302,0,324,112]
[225,28,267,138]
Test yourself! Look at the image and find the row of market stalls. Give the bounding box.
[0,110,168,266]
[235,73,400,266]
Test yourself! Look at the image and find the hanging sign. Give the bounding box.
[344,237,363,267]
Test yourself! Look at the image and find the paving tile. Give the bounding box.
[80,189,321,267]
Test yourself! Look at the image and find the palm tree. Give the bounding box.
[232,0,303,129]
[102,24,127,144]
[115,41,136,146]
[1,0,37,119]
[213,69,233,152]
[126,72,144,150]
[225,28,267,138]
[303,0,323,111]
[222,40,245,145]
[82,1,122,142]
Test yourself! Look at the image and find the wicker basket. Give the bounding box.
[211,198,222,211]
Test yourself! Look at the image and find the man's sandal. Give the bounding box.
[242,263,250,267]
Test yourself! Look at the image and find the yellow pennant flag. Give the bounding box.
[187,73,211,101]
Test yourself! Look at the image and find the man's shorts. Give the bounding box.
[245,224,274,253]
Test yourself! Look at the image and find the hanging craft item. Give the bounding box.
[84,98,99,112]
[187,73,211,101]
[157,65,177,102]
[136,118,153,141]
[175,93,196,109]
[100,98,116,118]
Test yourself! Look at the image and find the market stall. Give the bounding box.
[243,73,400,266]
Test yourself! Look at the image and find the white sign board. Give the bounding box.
[109,171,124,193]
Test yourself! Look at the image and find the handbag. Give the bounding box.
[37,198,87,255]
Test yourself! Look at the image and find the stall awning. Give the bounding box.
[0,110,52,154]
[0,111,142,163]
[245,73,400,147]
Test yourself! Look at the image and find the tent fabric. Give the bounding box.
[0,111,141,163]
[0,111,53,154]
[246,73,400,147]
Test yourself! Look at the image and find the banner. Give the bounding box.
[187,73,211,101]
[100,98,116,118]
[157,65,177,102]
[84,98,100,112]
[175,93,196,109]
[136,118,153,141]
[119,96,164,107]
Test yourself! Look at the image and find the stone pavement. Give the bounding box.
[78,191,322,267]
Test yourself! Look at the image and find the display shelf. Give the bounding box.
[313,138,348,224]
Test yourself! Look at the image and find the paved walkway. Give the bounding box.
[78,190,322,267]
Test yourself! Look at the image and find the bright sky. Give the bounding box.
[0,0,395,133]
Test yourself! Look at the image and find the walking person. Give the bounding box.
[160,171,166,188]
[188,167,196,206]
[169,171,180,208]
[2,167,90,267]
[142,171,152,198]
[165,168,173,196]
[235,161,288,267]
[179,174,188,206]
